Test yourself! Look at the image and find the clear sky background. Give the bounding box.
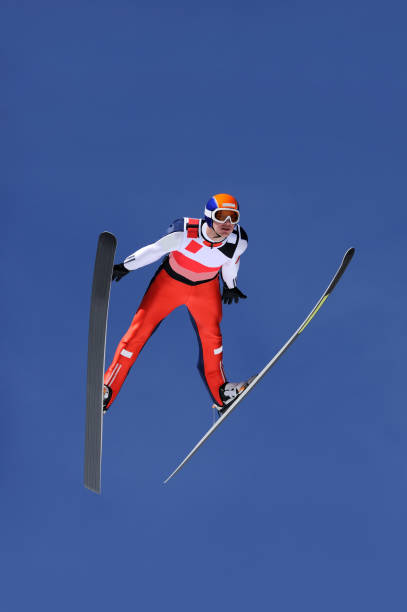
[2,1,407,610]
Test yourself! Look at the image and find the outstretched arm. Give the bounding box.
[112,231,183,281]
[124,232,182,270]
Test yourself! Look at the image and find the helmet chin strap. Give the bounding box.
[205,221,224,241]
[212,227,223,239]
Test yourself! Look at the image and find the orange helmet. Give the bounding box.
[204,193,240,227]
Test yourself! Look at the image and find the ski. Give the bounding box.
[164,247,355,483]
[84,232,117,494]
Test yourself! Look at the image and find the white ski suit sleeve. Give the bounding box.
[221,259,241,289]
[221,229,248,289]
[123,232,183,270]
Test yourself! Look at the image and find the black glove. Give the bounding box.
[112,263,130,282]
[222,285,247,304]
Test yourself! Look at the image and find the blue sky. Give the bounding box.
[2,1,407,610]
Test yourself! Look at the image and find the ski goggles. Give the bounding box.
[212,208,240,224]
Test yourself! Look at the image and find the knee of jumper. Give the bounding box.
[122,314,161,347]
[195,325,222,344]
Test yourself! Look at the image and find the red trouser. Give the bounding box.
[104,269,226,409]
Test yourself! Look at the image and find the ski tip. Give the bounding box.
[341,247,355,269]
[99,231,117,245]
[344,247,355,261]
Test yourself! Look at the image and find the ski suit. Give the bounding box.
[104,217,248,408]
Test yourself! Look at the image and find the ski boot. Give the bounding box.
[214,377,256,417]
[103,384,112,413]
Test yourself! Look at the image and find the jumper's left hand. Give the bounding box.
[222,286,247,304]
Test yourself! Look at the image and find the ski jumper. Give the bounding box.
[104,218,248,408]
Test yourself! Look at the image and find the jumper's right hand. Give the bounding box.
[112,263,130,282]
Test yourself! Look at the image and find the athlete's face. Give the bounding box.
[212,219,235,238]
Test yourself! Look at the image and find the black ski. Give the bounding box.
[84,232,117,493]
[164,247,355,483]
